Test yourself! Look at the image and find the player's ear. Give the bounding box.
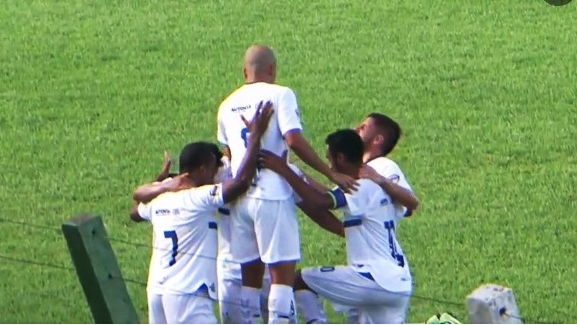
[336,152,346,164]
[374,134,385,146]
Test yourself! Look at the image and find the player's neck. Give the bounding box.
[363,149,384,164]
[339,165,361,179]
[183,176,202,189]
[245,74,273,84]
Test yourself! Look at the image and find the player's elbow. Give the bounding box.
[284,130,303,150]
[408,195,420,211]
[129,208,143,222]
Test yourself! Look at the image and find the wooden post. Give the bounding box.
[62,214,140,324]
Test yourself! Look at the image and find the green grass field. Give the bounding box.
[1,0,577,323]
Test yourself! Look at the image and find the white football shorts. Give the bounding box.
[147,290,217,324]
[301,266,411,324]
[231,196,301,264]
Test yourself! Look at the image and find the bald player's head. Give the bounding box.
[243,44,277,83]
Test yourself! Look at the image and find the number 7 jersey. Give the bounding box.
[332,178,412,293]
[137,181,225,298]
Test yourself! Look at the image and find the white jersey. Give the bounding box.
[137,180,225,299]
[366,156,414,218]
[217,82,303,200]
[330,179,412,293]
[216,161,305,279]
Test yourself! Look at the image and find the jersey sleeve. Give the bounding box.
[373,160,413,192]
[183,184,225,214]
[277,88,304,136]
[217,106,228,146]
[137,202,153,221]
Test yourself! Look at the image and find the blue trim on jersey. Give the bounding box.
[343,219,362,228]
[329,188,347,209]
[404,209,413,217]
[282,128,302,138]
[358,272,375,281]
[208,221,218,229]
[218,207,230,215]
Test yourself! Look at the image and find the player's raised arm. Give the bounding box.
[220,100,274,204]
[360,164,419,212]
[260,150,346,210]
[277,89,358,193]
[133,173,189,203]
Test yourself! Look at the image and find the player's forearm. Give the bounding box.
[298,203,345,237]
[133,182,172,203]
[287,136,333,179]
[235,134,261,185]
[155,170,170,183]
[302,171,330,192]
[278,166,333,209]
[376,177,419,211]
[223,135,261,202]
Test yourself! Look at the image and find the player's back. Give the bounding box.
[145,189,218,297]
[217,82,303,200]
[341,179,412,293]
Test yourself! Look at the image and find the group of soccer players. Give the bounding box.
[129,44,420,324]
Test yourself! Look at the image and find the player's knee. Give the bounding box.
[293,269,311,291]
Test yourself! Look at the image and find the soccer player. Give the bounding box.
[139,150,308,324]
[216,151,304,324]
[129,101,273,324]
[259,129,413,324]
[216,44,357,323]
[356,113,419,218]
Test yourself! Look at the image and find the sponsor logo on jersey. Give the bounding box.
[155,209,170,215]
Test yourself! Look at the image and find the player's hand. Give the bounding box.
[330,172,359,193]
[241,100,274,138]
[359,165,385,184]
[165,173,190,192]
[258,149,289,174]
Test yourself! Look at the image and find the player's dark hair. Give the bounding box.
[325,129,364,165]
[178,141,218,173]
[367,112,402,156]
[206,143,224,167]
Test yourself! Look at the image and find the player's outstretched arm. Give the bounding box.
[132,173,189,203]
[220,100,274,204]
[359,165,419,212]
[297,201,344,237]
[300,171,331,192]
[285,131,358,193]
[260,150,344,210]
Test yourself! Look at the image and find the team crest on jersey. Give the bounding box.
[380,198,390,206]
[387,174,400,183]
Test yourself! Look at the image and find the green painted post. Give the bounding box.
[61,214,140,324]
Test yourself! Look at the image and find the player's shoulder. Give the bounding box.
[245,82,294,97]
[367,156,400,170]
